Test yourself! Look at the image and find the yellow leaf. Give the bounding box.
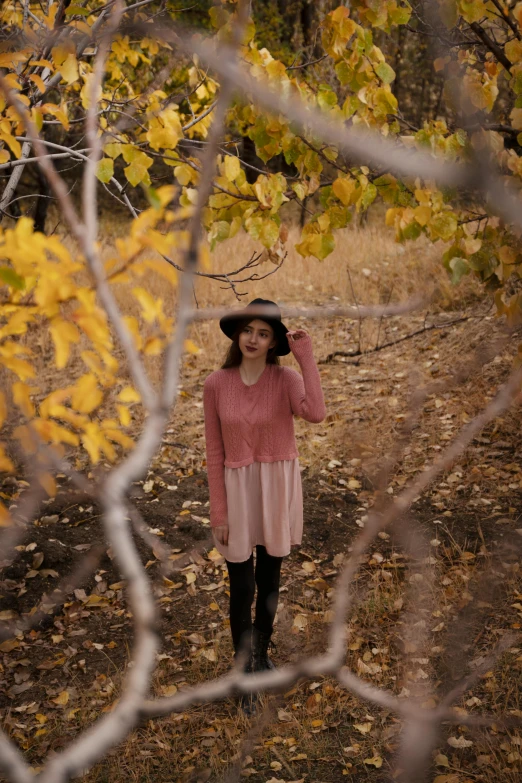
[96,158,114,183]
[385,207,400,226]
[185,572,196,584]
[52,690,69,706]
[414,205,432,226]
[0,150,9,164]
[117,404,131,427]
[224,155,241,182]
[306,578,330,592]
[118,386,141,403]
[160,685,178,696]
[84,594,109,606]
[0,132,22,158]
[0,502,11,527]
[81,422,100,463]
[38,472,56,498]
[80,72,102,110]
[173,163,195,186]
[32,418,79,446]
[332,177,356,206]
[52,46,78,84]
[364,756,383,768]
[1,356,35,381]
[144,336,163,355]
[146,109,183,151]
[71,374,103,414]
[41,103,70,130]
[184,339,201,355]
[12,382,35,417]
[28,74,47,93]
[132,287,163,324]
[103,429,134,450]
[50,319,80,369]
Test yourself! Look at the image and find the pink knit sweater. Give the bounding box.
[203,333,326,527]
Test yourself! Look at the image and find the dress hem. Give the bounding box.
[215,539,302,563]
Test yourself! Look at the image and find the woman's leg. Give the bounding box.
[253,545,283,635]
[225,552,255,657]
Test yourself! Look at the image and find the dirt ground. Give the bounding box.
[1,306,522,783]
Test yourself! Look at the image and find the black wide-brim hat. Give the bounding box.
[219,298,290,356]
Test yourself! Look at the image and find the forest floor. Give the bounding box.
[2,224,522,783]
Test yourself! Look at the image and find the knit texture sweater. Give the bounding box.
[203,333,326,527]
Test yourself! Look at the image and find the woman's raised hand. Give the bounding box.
[214,523,229,545]
[286,328,309,341]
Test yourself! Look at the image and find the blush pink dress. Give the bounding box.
[213,458,304,562]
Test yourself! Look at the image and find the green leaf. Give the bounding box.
[317,85,338,110]
[390,5,412,25]
[313,233,335,260]
[209,220,231,250]
[143,186,162,210]
[292,182,307,200]
[327,205,351,230]
[449,257,469,284]
[335,60,352,86]
[506,40,522,64]
[429,212,458,242]
[96,158,114,183]
[374,87,398,116]
[401,220,422,241]
[376,63,396,85]
[359,182,377,211]
[260,218,280,248]
[65,5,91,16]
[459,0,486,24]
[0,267,25,290]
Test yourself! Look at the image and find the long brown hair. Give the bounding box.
[220,317,281,369]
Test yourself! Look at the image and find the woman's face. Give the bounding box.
[238,319,277,359]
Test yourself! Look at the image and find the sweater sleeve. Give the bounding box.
[203,374,228,527]
[286,333,326,423]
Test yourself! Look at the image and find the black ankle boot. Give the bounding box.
[233,656,257,716]
[232,632,257,716]
[252,626,277,672]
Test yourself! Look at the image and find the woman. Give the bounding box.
[203,297,326,712]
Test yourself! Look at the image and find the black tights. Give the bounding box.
[226,545,283,654]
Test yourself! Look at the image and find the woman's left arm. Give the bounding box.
[286,330,326,423]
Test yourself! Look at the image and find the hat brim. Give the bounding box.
[219,314,290,356]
